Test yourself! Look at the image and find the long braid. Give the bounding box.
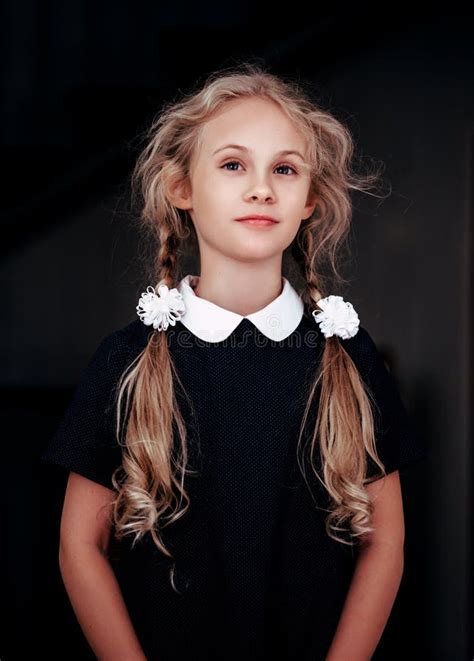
[291,224,379,546]
[292,220,325,308]
[154,226,181,292]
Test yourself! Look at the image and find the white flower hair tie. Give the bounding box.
[136,284,186,331]
[312,295,360,339]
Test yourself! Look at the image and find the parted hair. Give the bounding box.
[108,61,388,592]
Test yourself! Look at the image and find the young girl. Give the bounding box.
[41,62,427,661]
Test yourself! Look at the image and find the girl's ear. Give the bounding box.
[302,191,318,220]
[165,171,193,211]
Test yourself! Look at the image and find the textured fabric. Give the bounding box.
[41,303,428,660]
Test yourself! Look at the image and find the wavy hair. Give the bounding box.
[108,61,389,592]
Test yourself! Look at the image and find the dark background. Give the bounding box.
[1,5,472,660]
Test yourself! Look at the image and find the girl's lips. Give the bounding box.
[235,218,279,227]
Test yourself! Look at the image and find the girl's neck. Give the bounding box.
[191,270,284,317]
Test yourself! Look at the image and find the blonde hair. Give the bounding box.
[108,61,389,592]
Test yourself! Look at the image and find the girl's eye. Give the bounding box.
[221,161,242,171]
[275,163,297,175]
[221,161,297,175]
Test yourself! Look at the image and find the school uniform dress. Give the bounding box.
[41,274,428,661]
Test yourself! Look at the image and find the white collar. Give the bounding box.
[177,274,304,343]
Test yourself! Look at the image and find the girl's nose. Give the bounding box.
[246,182,275,202]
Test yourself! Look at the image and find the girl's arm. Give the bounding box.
[325,470,405,661]
[58,472,147,661]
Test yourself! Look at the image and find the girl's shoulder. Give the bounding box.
[58,319,152,411]
[301,301,375,352]
[302,299,380,379]
[339,325,380,377]
[92,318,151,368]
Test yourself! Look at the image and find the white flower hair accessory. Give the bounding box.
[312,295,360,339]
[136,284,186,331]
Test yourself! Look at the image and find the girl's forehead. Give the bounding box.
[197,101,308,157]
[204,98,299,134]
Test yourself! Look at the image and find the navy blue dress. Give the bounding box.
[41,303,428,660]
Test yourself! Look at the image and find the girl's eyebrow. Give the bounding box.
[212,143,306,161]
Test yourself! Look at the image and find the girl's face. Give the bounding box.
[172,96,316,264]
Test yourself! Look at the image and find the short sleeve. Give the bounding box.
[41,331,133,490]
[343,327,429,481]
